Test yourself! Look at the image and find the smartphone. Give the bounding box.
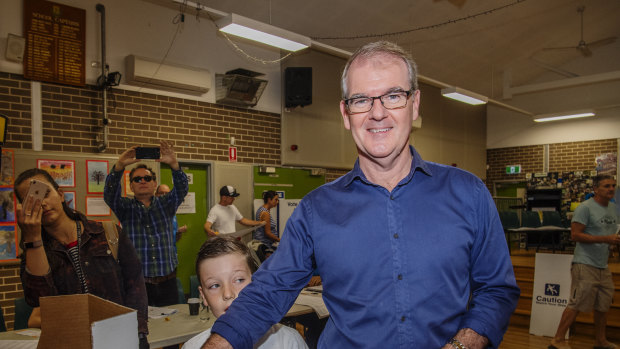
[26,179,49,202]
[135,147,160,159]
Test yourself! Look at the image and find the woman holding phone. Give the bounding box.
[14,168,149,348]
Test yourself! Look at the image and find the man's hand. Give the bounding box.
[114,146,139,171]
[308,276,322,287]
[159,140,179,170]
[440,328,489,349]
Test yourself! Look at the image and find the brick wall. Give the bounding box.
[486,145,544,189]
[1,72,281,163]
[486,139,618,191]
[0,265,21,330]
[549,139,618,173]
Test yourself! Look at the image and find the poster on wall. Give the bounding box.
[0,149,15,186]
[595,153,617,176]
[0,225,18,262]
[63,191,76,210]
[123,171,134,197]
[85,196,110,216]
[0,188,16,223]
[177,192,196,214]
[37,159,75,187]
[86,160,108,194]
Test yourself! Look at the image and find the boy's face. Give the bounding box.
[198,253,252,318]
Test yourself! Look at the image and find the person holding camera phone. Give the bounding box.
[15,169,149,348]
[104,140,188,309]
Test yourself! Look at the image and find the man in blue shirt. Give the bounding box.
[104,140,188,308]
[204,41,520,349]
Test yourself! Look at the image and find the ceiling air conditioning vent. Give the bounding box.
[216,68,268,108]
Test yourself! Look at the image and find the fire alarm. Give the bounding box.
[290,145,298,151]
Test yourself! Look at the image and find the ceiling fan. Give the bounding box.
[543,6,617,57]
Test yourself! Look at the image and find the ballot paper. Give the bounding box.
[148,306,178,319]
[295,289,329,318]
[306,285,323,293]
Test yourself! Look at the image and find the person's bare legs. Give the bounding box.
[550,307,579,348]
[593,310,614,348]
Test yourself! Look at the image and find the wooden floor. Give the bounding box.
[500,249,620,349]
[500,323,620,349]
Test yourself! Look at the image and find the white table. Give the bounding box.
[148,304,214,348]
[148,303,315,348]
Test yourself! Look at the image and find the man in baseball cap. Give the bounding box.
[204,185,262,236]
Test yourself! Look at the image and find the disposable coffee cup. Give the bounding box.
[188,298,200,316]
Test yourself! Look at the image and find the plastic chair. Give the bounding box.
[499,211,521,255]
[0,306,7,332]
[190,275,200,299]
[499,211,520,229]
[176,278,186,304]
[542,211,564,227]
[522,211,542,228]
[14,297,34,330]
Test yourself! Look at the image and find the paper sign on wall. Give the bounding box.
[177,192,196,214]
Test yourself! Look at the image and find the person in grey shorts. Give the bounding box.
[549,174,619,349]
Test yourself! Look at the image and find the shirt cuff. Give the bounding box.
[211,319,252,349]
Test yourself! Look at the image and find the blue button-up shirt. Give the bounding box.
[213,146,519,348]
[104,168,188,277]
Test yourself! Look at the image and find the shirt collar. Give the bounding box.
[342,145,433,188]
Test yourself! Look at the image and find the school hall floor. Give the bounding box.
[500,249,620,349]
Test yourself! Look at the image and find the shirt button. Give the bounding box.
[393,233,399,239]
[106,250,111,255]
[401,316,406,322]
[398,274,403,280]
[84,261,89,266]
[152,244,155,247]
[390,195,394,200]
[152,256,156,260]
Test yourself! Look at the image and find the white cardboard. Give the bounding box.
[91,311,138,349]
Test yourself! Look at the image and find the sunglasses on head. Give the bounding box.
[131,175,155,183]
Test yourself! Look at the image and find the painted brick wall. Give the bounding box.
[486,139,618,192]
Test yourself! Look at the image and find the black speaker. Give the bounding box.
[285,67,312,108]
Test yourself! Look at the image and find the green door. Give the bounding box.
[160,163,209,296]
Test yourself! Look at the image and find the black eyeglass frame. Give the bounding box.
[343,89,414,114]
[131,175,156,183]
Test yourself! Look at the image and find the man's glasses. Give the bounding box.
[344,90,413,114]
[131,175,155,183]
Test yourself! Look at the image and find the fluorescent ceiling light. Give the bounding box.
[441,87,488,105]
[533,110,595,122]
[216,13,311,52]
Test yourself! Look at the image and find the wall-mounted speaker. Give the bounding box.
[285,67,312,108]
[5,34,26,63]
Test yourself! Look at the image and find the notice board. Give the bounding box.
[23,0,86,86]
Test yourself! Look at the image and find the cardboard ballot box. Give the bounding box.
[38,293,138,349]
